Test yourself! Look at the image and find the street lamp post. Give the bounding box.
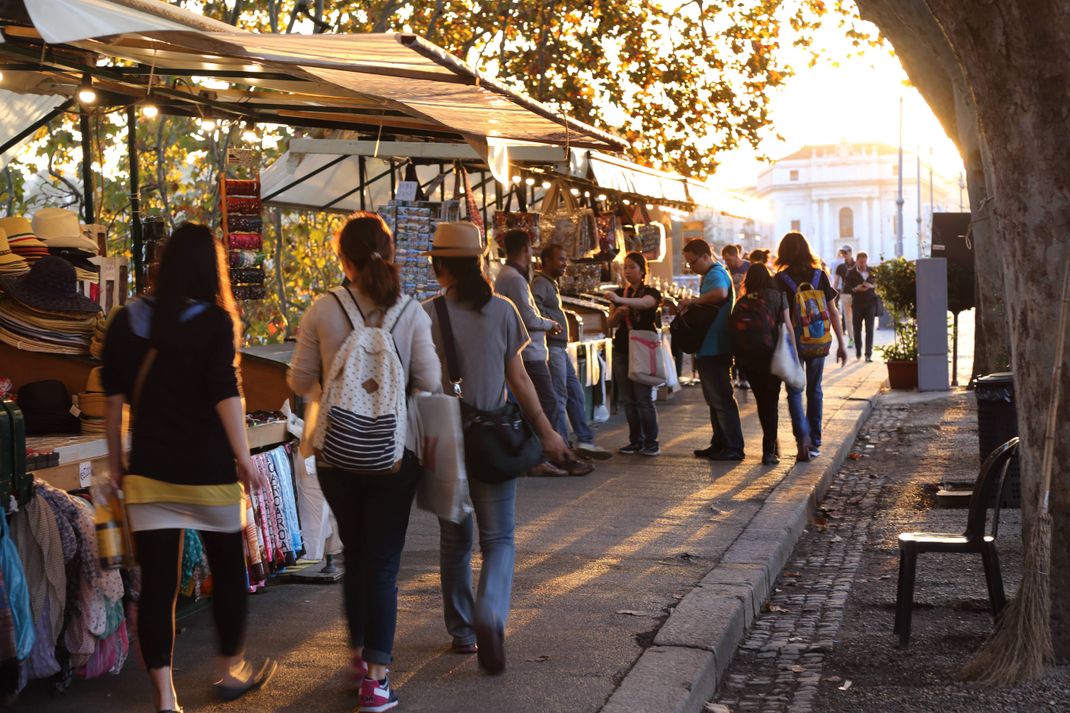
[896,96,904,258]
[916,151,923,257]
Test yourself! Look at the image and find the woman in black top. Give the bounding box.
[605,252,662,456]
[733,264,792,465]
[774,232,847,462]
[102,223,274,713]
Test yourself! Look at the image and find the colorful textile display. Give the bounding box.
[221,178,265,300]
[243,445,302,590]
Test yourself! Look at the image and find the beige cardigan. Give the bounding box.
[287,285,443,453]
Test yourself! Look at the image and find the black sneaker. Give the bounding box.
[619,443,642,455]
[639,445,661,457]
[693,446,718,459]
[709,450,745,461]
[761,453,780,465]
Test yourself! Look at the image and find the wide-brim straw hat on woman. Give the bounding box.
[422,221,485,257]
[0,255,101,314]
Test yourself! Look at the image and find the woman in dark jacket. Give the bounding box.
[103,223,275,713]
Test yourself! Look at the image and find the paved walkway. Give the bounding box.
[14,354,889,713]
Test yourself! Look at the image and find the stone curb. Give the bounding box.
[600,369,886,713]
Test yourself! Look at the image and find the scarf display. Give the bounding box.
[243,445,303,591]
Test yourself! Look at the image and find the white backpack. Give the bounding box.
[313,287,412,473]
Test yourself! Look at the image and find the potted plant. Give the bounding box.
[874,257,918,389]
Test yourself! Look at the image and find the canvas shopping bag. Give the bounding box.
[627,329,667,387]
[409,392,472,524]
[771,322,806,390]
[539,180,582,257]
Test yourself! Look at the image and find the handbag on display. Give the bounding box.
[771,322,806,390]
[627,328,667,387]
[668,303,720,354]
[539,180,583,258]
[433,298,542,483]
[408,392,472,524]
[493,183,540,252]
[595,212,623,259]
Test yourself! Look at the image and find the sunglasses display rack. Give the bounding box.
[380,199,459,302]
[219,177,267,300]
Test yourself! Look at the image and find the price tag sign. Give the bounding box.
[79,461,93,488]
[395,181,419,202]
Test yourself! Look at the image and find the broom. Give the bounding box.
[960,259,1069,684]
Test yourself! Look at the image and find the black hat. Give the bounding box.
[0,255,101,314]
[17,380,80,435]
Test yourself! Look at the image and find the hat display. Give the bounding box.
[0,217,48,264]
[0,228,30,276]
[17,380,80,435]
[422,221,486,257]
[78,367,107,433]
[0,255,101,314]
[33,207,100,253]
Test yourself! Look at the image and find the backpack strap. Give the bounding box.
[778,271,798,294]
[812,269,823,288]
[433,297,463,398]
[330,286,365,331]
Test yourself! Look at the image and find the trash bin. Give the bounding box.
[975,372,1020,508]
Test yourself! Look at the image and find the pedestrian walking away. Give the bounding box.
[722,244,752,390]
[494,230,570,477]
[424,223,570,676]
[773,231,848,462]
[102,223,277,713]
[288,212,443,713]
[680,238,745,461]
[605,251,663,457]
[730,263,792,465]
[844,251,878,362]
[531,243,610,468]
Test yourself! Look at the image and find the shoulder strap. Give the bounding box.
[383,295,414,335]
[331,286,365,331]
[433,297,463,398]
[778,271,798,293]
[812,269,823,287]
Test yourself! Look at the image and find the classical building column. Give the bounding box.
[860,197,870,255]
[810,199,820,243]
[821,199,832,261]
[869,196,881,258]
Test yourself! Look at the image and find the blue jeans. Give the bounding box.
[317,454,419,664]
[786,356,825,448]
[438,478,517,647]
[565,354,595,443]
[612,353,659,448]
[547,345,572,443]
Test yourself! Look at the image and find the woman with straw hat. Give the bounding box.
[423,222,569,675]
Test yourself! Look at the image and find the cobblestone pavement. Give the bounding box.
[707,403,906,713]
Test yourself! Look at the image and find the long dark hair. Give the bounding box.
[150,222,239,351]
[432,256,492,309]
[624,251,647,279]
[774,232,820,272]
[336,212,400,308]
[741,263,774,296]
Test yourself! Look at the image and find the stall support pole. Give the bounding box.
[480,170,488,229]
[389,159,397,200]
[79,108,95,224]
[128,106,144,294]
[358,156,367,211]
[439,161,446,201]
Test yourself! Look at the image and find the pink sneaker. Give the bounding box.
[359,676,398,712]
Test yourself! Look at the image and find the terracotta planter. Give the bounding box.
[886,360,919,390]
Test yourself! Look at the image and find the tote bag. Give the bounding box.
[409,393,472,524]
[627,329,667,386]
[771,322,806,390]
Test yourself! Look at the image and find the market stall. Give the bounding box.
[0,0,623,698]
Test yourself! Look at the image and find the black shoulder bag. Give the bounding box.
[433,297,542,483]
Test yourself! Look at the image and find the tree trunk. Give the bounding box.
[920,0,1070,658]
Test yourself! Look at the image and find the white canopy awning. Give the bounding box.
[0,0,624,150]
[0,90,66,170]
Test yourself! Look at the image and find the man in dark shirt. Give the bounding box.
[844,251,878,361]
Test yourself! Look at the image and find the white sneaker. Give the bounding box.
[575,442,612,460]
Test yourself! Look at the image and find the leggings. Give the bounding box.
[135,529,247,670]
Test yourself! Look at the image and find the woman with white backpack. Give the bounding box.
[288,213,441,713]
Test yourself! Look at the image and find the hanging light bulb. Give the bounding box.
[541,180,552,190]
[199,114,217,132]
[77,76,97,104]
[141,100,159,119]
[583,190,591,198]
[645,203,654,210]
[622,199,631,206]
[596,194,608,201]
[241,121,258,143]
[569,187,580,197]
[511,174,522,184]
[525,177,535,186]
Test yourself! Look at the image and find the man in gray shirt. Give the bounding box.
[495,230,571,476]
[531,244,611,461]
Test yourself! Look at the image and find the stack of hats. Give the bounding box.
[0,255,102,354]
[89,304,118,360]
[78,367,107,434]
[0,228,30,277]
[33,208,100,282]
[0,216,49,265]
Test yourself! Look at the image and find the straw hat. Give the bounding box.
[0,216,48,263]
[0,255,101,313]
[33,207,100,253]
[85,367,105,394]
[0,228,30,275]
[422,222,485,257]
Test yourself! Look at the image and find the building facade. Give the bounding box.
[754,141,962,264]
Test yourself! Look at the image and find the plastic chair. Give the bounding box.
[893,437,1020,647]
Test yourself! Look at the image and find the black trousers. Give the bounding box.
[739,360,782,456]
[853,300,878,359]
[135,528,247,670]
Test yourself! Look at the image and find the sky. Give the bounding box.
[708,18,965,192]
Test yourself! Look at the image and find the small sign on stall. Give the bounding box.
[395,181,419,202]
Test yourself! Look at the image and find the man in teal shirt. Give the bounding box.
[679,239,745,460]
